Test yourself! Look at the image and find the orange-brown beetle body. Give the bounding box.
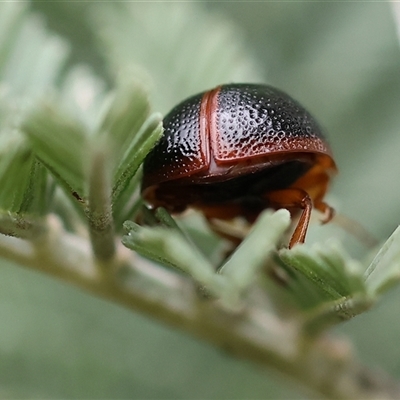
[142,84,337,247]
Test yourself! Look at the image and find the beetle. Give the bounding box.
[141,83,337,248]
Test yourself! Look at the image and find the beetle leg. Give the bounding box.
[264,189,312,248]
[291,163,335,224]
[309,172,335,224]
[314,200,335,224]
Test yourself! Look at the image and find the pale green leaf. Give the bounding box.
[122,220,226,295]
[0,137,34,213]
[364,225,400,295]
[219,210,290,293]
[279,241,367,306]
[22,106,87,201]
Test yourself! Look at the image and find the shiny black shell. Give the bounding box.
[141,83,336,214]
[143,84,331,185]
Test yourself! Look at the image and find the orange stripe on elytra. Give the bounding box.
[200,86,220,168]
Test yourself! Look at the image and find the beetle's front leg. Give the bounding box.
[264,189,312,248]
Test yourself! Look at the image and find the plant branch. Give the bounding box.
[0,215,398,400]
[85,148,115,263]
[0,212,48,240]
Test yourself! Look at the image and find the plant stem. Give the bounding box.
[85,149,116,263]
[0,216,398,400]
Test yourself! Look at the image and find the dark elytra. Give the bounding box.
[141,83,337,248]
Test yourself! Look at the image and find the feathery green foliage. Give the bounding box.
[0,1,400,399]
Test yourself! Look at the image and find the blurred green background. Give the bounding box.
[1,1,400,398]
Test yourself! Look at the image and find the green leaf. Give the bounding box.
[122,220,226,296]
[153,207,184,231]
[111,171,142,230]
[111,112,162,219]
[0,137,34,213]
[219,210,290,295]
[279,240,366,306]
[0,135,51,238]
[273,242,374,332]
[22,105,88,202]
[78,81,160,229]
[364,225,400,295]
[18,158,53,216]
[97,80,150,159]
[301,293,373,336]
[0,2,73,230]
